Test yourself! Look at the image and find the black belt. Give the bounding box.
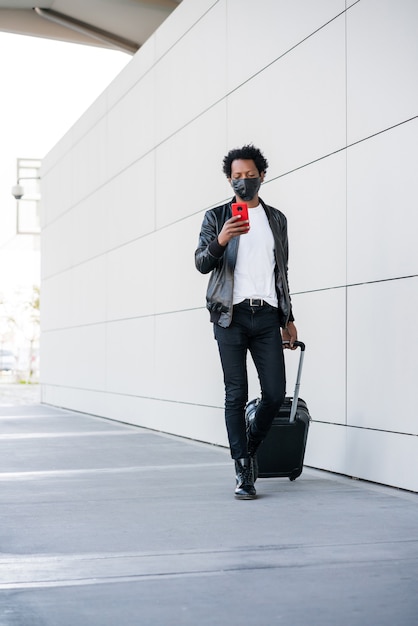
[244,298,266,307]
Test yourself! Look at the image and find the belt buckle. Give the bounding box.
[249,298,263,307]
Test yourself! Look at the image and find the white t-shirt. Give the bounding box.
[232,204,278,307]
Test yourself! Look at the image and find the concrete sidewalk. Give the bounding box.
[0,384,417,625]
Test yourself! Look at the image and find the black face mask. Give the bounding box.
[231,177,261,201]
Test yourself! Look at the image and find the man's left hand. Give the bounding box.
[282,322,298,349]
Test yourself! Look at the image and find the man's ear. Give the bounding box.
[260,171,266,182]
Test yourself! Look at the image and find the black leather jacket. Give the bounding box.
[195,197,294,328]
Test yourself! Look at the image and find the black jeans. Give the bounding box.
[214,300,286,459]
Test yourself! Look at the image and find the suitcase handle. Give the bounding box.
[282,341,305,422]
[283,340,305,351]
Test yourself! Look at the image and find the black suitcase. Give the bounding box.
[245,341,311,481]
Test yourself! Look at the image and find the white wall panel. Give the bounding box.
[70,257,107,327]
[226,15,346,177]
[71,117,108,204]
[154,1,227,144]
[289,289,347,426]
[66,92,108,151]
[269,151,347,293]
[70,192,108,268]
[347,119,418,284]
[154,213,208,315]
[106,37,155,110]
[41,150,74,225]
[106,317,156,397]
[106,236,156,321]
[347,278,418,435]
[154,0,218,61]
[306,422,418,492]
[142,399,227,448]
[41,213,74,279]
[41,385,110,419]
[155,102,229,229]
[41,325,106,390]
[41,271,73,332]
[305,422,347,474]
[41,129,74,186]
[347,0,418,143]
[345,426,418,493]
[42,260,106,332]
[106,154,156,250]
[154,308,224,407]
[226,0,345,91]
[106,71,155,178]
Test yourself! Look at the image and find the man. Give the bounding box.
[195,144,297,500]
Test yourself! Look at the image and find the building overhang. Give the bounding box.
[0,0,182,54]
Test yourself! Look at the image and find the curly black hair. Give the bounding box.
[222,144,269,178]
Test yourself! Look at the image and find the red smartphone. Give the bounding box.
[231,202,249,222]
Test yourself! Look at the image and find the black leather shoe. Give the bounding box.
[234,458,256,499]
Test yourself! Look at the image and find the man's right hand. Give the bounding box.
[218,215,250,246]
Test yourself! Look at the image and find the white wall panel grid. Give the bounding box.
[70,118,109,205]
[70,192,109,268]
[346,0,418,144]
[42,190,108,280]
[226,14,346,179]
[41,129,75,184]
[106,37,156,110]
[226,0,346,92]
[154,1,227,145]
[40,0,418,491]
[154,308,224,407]
[41,258,106,332]
[106,71,156,179]
[287,289,347,426]
[41,385,112,422]
[105,317,157,397]
[106,235,156,321]
[346,119,418,285]
[346,278,418,435]
[69,257,107,328]
[106,154,156,251]
[140,399,227,448]
[41,212,74,280]
[155,102,229,230]
[40,271,73,332]
[305,422,418,492]
[154,214,208,315]
[154,0,219,64]
[268,151,347,294]
[41,150,75,225]
[63,92,108,155]
[345,426,418,493]
[41,325,106,390]
[304,422,348,474]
